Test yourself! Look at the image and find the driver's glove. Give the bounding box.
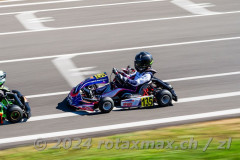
[117,74,128,83]
[112,68,118,74]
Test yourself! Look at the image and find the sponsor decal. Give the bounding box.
[123,103,133,107]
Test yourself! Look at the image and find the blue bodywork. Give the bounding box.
[68,72,109,108]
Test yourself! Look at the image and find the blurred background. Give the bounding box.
[0,0,240,159]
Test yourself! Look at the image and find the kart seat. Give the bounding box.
[137,81,152,96]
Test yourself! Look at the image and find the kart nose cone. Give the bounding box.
[70,88,79,97]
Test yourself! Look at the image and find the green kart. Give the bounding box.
[0,71,31,124]
[0,86,31,124]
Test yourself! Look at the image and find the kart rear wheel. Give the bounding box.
[156,90,172,107]
[7,105,23,123]
[99,97,114,113]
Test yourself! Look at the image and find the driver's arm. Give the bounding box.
[129,72,136,78]
[126,73,151,87]
[0,90,5,100]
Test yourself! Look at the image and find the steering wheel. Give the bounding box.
[112,68,124,85]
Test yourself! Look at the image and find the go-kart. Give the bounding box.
[0,87,31,124]
[67,66,178,113]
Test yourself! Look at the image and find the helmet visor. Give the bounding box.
[135,61,147,72]
[0,72,6,80]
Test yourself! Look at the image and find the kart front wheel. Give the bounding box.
[99,97,114,113]
[156,90,172,107]
[7,105,24,123]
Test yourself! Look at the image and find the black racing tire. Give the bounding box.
[156,90,172,107]
[99,97,114,113]
[7,105,24,123]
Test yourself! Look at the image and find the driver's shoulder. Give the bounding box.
[0,86,10,92]
[145,68,157,74]
[141,70,156,76]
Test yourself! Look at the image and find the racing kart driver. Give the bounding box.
[0,71,8,99]
[90,52,177,101]
[116,51,155,89]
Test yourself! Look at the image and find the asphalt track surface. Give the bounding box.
[0,0,240,149]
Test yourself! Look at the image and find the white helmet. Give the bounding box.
[0,71,6,86]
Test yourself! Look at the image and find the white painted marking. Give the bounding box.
[26,91,69,99]
[0,0,82,8]
[171,0,219,15]
[1,10,240,36]
[187,3,215,9]
[0,36,240,64]
[25,71,240,99]
[52,55,100,87]
[16,12,54,30]
[26,91,240,122]
[70,66,97,72]
[28,17,54,23]
[0,0,166,16]
[1,108,240,144]
[28,112,77,122]
[165,71,240,82]
[0,0,25,3]
[177,91,240,103]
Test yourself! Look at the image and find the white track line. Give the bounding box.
[0,0,166,16]
[26,91,69,99]
[1,10,240,36]
[1,108,240,144]
[28,91,240,122]
[177,91,240,103]
[1,36,240,64]
[0,0,83,8]
[165,71,240,82]
[0,0,25,3]
[25,71,240,99]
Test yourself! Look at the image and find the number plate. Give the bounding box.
[141,96,153,107]
[94,73,107,79]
